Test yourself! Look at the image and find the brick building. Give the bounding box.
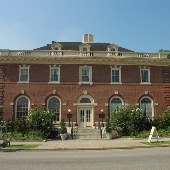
[0,34,169,127]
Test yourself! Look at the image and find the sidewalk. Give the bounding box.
[9,137,170,150]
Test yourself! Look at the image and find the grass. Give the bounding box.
[142,141,170,146]
[5,144,39,149]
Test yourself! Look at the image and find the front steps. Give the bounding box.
[77,127,101,140]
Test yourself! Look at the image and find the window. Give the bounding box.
[111,68,121,83]
[140,97,153,118]
[15,96,29,118]
[79,66,92,84]
[110,97,123,113]
[49,66,60,83]
[47,96,60,121]
[19,66,29,82]
[80,97,91,103]
[140,69,150,83]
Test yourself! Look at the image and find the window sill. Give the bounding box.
[48,82,60,84]
[78,82,93,85]
[140,82,151,85]
[110,82,122,84]
[17,81,29,84]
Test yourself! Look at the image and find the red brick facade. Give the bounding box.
[1,63,170,124]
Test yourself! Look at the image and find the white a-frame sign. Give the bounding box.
[148,126,159,143]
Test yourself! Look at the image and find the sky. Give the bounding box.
[0,0,170,52]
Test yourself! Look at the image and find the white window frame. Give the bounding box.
[110,96,124,114]
[47,96,61,122]
[18,65,30,83]
[111,67,122,84]
[140,68,150,84]
[139,96,153,118]
[49,66,60,84]
[79,66,92,85]
[15,95,30,119]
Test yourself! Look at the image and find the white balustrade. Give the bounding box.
[0,49,167,59]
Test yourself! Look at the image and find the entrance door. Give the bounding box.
[80,109,91,127]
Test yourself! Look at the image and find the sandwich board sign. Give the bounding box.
[148,126,159,143]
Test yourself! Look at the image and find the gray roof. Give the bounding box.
[34,42,133,52]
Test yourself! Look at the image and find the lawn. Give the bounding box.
[5,144,39,149]
[142,141,170,146]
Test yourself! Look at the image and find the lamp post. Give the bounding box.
[67,109,72,127]
[99,109,105,139]
[99,109,105,127]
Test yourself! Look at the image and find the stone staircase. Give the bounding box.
[77,127,101,140]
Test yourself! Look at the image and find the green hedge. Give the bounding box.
[6,107,56,140]
[110,106,152,136]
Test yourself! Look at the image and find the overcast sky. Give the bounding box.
[0,0,169,52]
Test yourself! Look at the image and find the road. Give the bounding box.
[0,148,170,170]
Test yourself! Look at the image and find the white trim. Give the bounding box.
[19,65,30,83]
[15,95,30,119]
[111,67,121,84]
[140,68,150,84]
[47,96,61,122]
[49,66,60,83]
[139,96,154,118]
[109,96,124,114]
[79,65,92,84]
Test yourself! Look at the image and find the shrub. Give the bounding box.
[152,107,170,130]
[162,107,170,128]
[167,53,170,59]
[110,105,152,136]
[7,118,30,136]
[60,118,67,134]
[29,107,56,138]
[105,118,112,134]
[5,107,56,140]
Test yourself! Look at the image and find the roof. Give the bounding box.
[34,42,133,52]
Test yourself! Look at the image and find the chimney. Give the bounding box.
[82,34,94,43]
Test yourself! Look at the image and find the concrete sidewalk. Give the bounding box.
[9,137,170,150]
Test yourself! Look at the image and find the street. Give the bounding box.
[0,147,170,170]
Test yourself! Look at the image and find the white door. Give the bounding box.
[80,109,91,127]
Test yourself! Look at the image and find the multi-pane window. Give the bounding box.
[140,69,150,83]
[140,97,152,118]
[110,97,123,113]
[80,97,91,103]
[111,68,121,83]
[79,66,92,84]
[50,67,60,83]
[19,66,29,82]
[15,96,29,118]
[47,96,60,121]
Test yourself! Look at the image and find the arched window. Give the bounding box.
[47,96,60,121]
[80,97,91,103]
[15,96,29,118]
[110,97,123,113]
[140,97,153,118]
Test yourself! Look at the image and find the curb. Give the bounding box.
[1,144,170,152]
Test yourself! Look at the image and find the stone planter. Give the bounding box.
[60,134,67,140]
[106,133,113,140]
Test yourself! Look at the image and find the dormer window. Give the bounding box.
[79,44,93,56]
[83,48,88,51]
[107,44,119,56]
[50,43,63,56]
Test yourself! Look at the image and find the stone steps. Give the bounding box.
[77,127,101,140]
